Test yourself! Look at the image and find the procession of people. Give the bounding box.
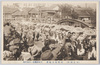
[3,20,96,61]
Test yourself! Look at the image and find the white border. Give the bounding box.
[1,1,99,64]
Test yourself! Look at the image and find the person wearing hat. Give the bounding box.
[18,52,32,61]
[4,23,11,37]
[8,38,20,46]
[63,39,75,59]
[40,50,53,60]
[7,38,23,60]
[27,36,34,47]
[28,44,41,60]
[8,44,19,52]
[41,43,62,60]
[42,34,50,52]
[4,44,20,60]
[4,22,13,50]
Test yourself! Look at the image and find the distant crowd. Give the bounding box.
[3,21,96,61]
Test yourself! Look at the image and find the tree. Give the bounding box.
[71,9,78,19]
[58,4,72,19]
[91,11,96,27]
[54,13,60,19]
[82,7,96,27]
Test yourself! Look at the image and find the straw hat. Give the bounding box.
[9,45,19,52]
[9,38,20,46]
[41,50,53,60]
[27,39,34,46]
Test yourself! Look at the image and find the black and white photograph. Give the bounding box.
[2,1,99,64]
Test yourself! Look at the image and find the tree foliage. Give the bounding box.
[58,4,72,19]
[71,9,78,19]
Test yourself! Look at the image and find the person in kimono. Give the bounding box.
[88,35,96,60]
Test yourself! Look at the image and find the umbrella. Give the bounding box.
[68,27,83,33]
[75,27,84,32]
[60,28,69,32]
[54,25,61,29]
[65,26,75,31]
[84,29,96,35]
[83,28,90,31]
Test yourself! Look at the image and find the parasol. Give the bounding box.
[84,29,96,35]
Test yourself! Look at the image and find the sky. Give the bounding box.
[3,2,96,10]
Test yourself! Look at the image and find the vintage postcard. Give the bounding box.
[1,1,99,64]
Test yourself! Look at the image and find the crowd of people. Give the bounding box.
[3,21,97,61]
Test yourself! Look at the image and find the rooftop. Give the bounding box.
[3,6,18,14]
[12,10,29,15]
[28,8,39,14]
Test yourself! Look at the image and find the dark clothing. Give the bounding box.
[42,39,50,52]
[36,33,39,41]
[33,32,35,41]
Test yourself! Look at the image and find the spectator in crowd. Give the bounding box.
[3,22,97,60]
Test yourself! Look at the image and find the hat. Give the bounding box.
[27,39,34,46]
[9,45,19,52]
[13,38,20,43]
[64,56,72,60]
[9,38,20,46]
[41,50,53,60]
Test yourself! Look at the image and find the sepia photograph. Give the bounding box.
[1,1,99,64]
